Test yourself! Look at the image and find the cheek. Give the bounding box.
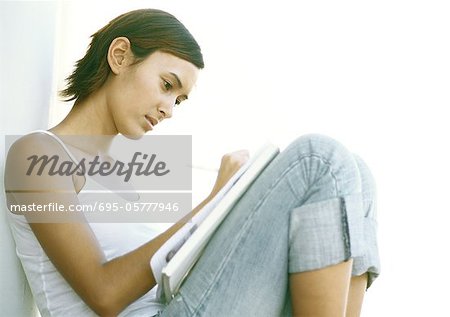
[133,74,161,103]
[119,81,152,110]
[112,68,161,112]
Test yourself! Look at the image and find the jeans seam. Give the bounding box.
[190,152,340,315]
[180,294,193,316]
[308,153,339,196]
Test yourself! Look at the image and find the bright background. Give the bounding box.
[3,0,450,316]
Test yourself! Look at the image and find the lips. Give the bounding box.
[145,115,159,128]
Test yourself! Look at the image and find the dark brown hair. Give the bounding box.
[60,9,204,102]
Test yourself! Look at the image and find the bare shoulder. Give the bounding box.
[6,131,63,158]
[5,131,77,192]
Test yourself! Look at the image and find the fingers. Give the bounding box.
[220,150,250,170]
[209,150,250,197]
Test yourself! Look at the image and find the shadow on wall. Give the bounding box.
[0,1,57,316]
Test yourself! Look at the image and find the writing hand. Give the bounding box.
[209,150,250,198]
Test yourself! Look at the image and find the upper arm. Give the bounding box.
[4,133,109,312]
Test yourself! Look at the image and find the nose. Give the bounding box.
[158,97,175,119]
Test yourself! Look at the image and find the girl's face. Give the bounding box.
[106,50,199,138]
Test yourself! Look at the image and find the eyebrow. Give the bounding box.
[169,72,188,100]
[169,72,183,89]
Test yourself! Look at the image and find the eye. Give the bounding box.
[163,79,173,91]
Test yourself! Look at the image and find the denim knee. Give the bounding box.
[283,133,362,203]
[286,134,366,273]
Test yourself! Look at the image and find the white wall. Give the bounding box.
[0,1,58,316]
[4,0,450,316]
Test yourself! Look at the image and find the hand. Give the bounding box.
[209,150,250,198]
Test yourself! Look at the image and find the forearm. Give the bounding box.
[96,193,215,315]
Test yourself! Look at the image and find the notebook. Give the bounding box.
[150,143,279,303]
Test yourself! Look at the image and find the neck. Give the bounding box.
[49,89,116,154]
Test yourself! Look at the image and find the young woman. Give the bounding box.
[4,8,379,317]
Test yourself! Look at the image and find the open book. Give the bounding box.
[149,143,279,303]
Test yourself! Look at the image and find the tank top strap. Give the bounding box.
[29,129,81,165]
[29,130,140,201]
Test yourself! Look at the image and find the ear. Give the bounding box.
[107,37,132,75]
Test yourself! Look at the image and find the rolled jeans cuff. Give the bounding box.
[288,193,365,273]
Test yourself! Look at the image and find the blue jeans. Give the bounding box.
[159,134,380,316]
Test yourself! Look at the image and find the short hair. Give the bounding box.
[60,9,204,102]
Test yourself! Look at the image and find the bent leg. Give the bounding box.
[350,154,380,287]
[160,134,365,316]
[345,155,380,316]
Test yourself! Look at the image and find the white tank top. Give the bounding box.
[6,130,167,316]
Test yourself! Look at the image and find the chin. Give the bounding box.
[122,133,144,140]
[119,127,146,140]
